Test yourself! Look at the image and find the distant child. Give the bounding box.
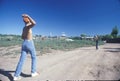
[13,14,39,80]
[94,35,99,50]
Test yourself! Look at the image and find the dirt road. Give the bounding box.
[0,43,120,81]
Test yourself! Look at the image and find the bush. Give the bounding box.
[107,38,120,43]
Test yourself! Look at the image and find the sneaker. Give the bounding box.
[31,72,39,77]
[13,76,21,81]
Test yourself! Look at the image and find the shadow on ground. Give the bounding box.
[103,47,120,53]
[0,69,31,81]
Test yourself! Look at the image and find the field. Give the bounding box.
[0,35,104,55]
[3,35,119,81]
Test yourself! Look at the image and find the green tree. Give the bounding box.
[118,35,120,38]
[111,26,119,38]
[80,34,86,38]
[100,34,112,40]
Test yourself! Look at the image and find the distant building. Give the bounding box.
[60,32,67,39]
[80,36,94,40]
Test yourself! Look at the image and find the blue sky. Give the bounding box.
[0,0,120,36]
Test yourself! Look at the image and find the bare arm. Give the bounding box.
[22,14,36,27]
[27,15,36,25]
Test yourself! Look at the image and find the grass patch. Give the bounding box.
[0,40,22,47]
[0,35,104,55]
[34,39,104,53]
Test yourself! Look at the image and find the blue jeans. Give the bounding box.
[96,40,98,49]
[14,40,37,77]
